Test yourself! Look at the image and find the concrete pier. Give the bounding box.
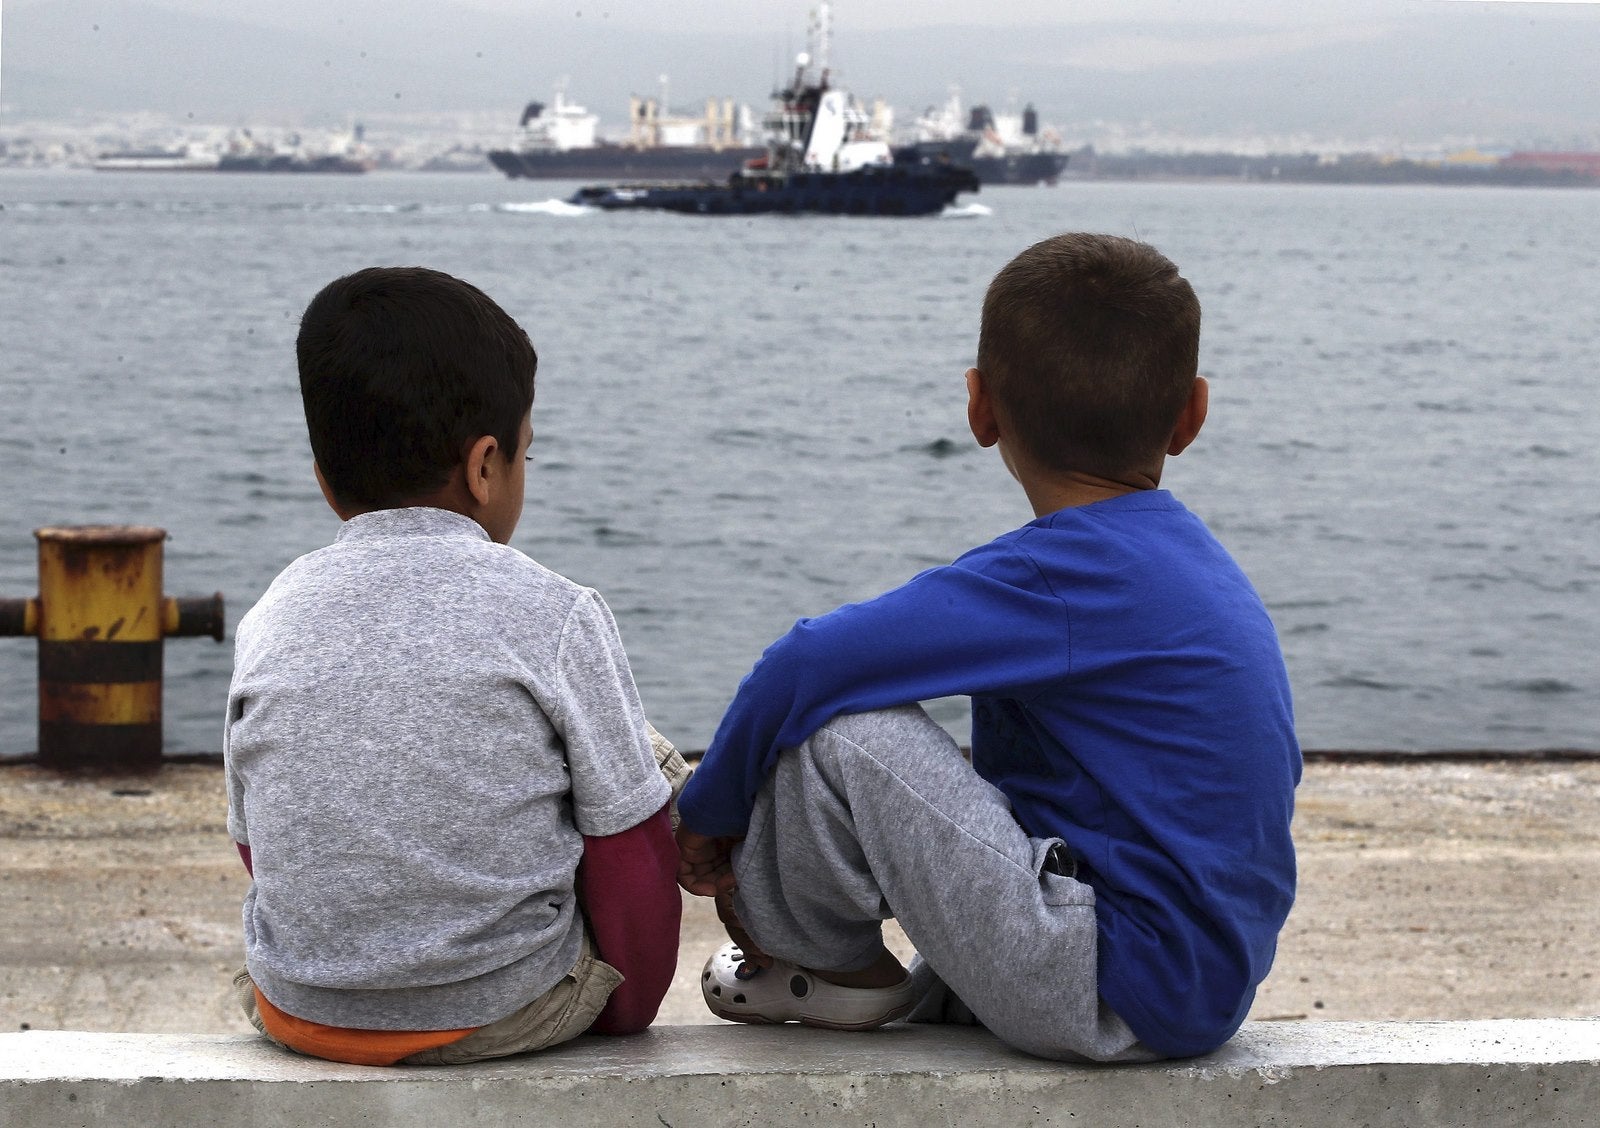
[4,1020,1599,1126]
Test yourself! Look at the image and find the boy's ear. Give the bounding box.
[313,461,339,512]
[463,434,501,508]
[313,461,360,521]
[1167,376,1209,457]
[966,367,1001,448]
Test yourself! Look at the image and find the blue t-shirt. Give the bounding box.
[678,490,1300,1058]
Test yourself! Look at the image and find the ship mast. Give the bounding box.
[811,3,832,84]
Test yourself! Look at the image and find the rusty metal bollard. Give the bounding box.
[0,526,224,772]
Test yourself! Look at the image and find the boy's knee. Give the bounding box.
[808,705,955,768]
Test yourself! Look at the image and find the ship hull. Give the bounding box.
[93,151,217,172]
[570,163,980,217]
[92,160,216,172]
[971,151,1068,185]
[899,142,1066,186]
[216,155,371,174]
[489,145,766,181]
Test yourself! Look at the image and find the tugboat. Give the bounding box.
[567,4,978,216]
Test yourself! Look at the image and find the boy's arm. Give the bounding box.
[550,591,672,837]
[545,590,677,1031]
[578,804,681,1034]
[223,680,253,876]
[678,547,1065,841]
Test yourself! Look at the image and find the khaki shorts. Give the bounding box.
[648,722,692,829]
[236,934,623,1066]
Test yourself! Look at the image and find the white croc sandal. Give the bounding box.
[700,942,918,1031]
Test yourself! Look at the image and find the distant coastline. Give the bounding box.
[7,150,1598,189]
[1065,149,1600,188]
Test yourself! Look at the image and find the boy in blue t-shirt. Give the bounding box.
[676,233,1299,1062]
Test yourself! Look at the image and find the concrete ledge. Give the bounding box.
[4,1020,1598,1126]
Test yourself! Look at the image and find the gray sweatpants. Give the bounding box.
[730,704,1155,1063]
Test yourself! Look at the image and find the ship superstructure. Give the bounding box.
[489,78,762,180]
[902,86,1067,185]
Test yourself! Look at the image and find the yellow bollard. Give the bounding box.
[0,526,224,772]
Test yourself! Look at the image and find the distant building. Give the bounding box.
[1442,148,1503,167]
[1499,151,1600,178]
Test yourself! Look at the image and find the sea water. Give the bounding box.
[0,170,1595,755]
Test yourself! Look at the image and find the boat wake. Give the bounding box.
[941,202,993,219]
[498,199,592,217]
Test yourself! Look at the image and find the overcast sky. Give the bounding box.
[27,0,1402,32]
[6,0,1600,147]
[28,0,1545,38]
[399,0,1600,32]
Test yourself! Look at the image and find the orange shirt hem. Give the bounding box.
[254,987,478,1066]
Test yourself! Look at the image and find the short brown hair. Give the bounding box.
[977,233,1200,477]
[297,267,537,510]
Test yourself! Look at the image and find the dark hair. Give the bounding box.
[977,233,1200,477]
[296,267,537,510]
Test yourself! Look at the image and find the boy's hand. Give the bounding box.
[675,826,739,898]
[676,828,773,968]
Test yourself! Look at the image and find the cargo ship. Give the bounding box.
[214,129,373,174]
[898,89,1067,185]
[488,83,763,181]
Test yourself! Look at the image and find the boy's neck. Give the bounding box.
[1006,441,1163,518]
[317,464,497,537]
[1018,470,1158,518]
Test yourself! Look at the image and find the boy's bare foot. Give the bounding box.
[811,947,907,990]
[713,889,774,970]
[705,883,907,995]
[702,942,919,1030]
